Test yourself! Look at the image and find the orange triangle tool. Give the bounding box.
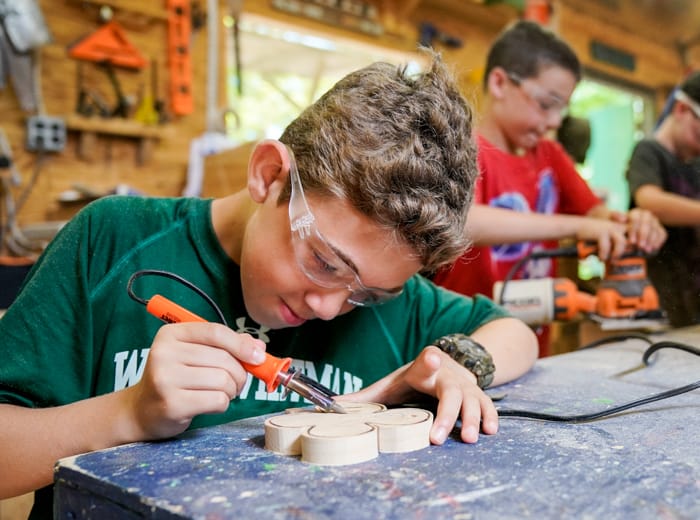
[68,20,147,70]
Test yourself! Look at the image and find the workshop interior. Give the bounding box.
[2,0,700,518]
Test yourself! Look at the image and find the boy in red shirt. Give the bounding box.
[434,21,666,355]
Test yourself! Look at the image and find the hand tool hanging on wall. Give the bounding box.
[68,20,147,70]
[167,0,194,115]
[101,60,131,118]
[152,58,168,123]
[229,0,242,96]
[75,61,111,117]
[134,58,169,124]
[0,0,51,112]
[68,19,147,118]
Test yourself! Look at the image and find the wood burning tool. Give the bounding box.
[139,292,346,414]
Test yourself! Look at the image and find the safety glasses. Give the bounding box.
[674,89,700,119]
[286,146,403,306]
[507,72,569,118]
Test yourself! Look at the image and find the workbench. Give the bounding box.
[54,329,700,519]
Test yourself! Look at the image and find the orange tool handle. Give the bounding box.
[146,294,291,392]
[577,240,598,259]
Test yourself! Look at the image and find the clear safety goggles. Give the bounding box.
[286,146,403,307]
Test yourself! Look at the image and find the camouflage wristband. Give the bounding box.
[431,333,495,389]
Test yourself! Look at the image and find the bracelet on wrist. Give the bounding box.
[431,333,495,389]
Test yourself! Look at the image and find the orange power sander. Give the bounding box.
[493,241,665,326]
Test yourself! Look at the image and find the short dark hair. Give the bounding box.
[557,115,591,163]
[680,71,700,105]
[484,20,581,89]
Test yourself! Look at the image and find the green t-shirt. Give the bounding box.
[1,196,508,419]
[1,195,509,517]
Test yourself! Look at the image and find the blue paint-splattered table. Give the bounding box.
[54,329,700,519]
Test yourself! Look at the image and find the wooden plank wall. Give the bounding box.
[0,0,209,228]
[556,0,695,107]
[1,0,697,230]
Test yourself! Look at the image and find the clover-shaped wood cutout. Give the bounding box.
[264,402,433,465]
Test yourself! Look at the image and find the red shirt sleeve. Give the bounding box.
[541,140,602,215]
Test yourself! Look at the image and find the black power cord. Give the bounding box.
[126,269,228,326]
[498,339,700,423]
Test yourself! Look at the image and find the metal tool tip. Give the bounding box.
[329,401,348,414]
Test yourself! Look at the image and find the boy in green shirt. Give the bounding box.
[0,52,538,516]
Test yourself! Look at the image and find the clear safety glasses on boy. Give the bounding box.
[507,72,568,118]
[286,146,403,307]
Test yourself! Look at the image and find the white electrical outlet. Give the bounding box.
[25,115,66,152]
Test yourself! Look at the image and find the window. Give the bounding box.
[568,77,654,212]
[223,14,420,142]
[566,77,655,280]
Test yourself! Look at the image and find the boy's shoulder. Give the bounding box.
[76,196,210,231]
[82,195,208,217]
[63,196,213,252]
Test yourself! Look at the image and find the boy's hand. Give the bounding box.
[609,208,667,253]
[122,322,266,440]
[573,217,628,260]
[336,346,497,445]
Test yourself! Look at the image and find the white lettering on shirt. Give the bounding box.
[113,349,150,391]
[111,349,363,402]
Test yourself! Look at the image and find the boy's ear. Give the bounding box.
[674,100,694,119]
[247,139,290,203]
[486,67,510,100]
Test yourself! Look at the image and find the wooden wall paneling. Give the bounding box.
[558,0,700,52]
[242,1,420,54]
[407,2,518,111]
[2,0,695,230]
[201,141,255,198]
[0,0,209,229]
[557,2,685,90]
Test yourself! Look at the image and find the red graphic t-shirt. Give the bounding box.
[434,135,601,299]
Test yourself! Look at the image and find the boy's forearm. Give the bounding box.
[635,185,700,226]
[470,317,538,387]
[467,205,599,245]
[584,203,612,219]
[0,392,138,498]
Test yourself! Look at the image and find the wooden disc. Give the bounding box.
[264,402,433,466]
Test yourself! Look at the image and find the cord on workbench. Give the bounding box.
[578,332,653,350]
[498,340,700,423]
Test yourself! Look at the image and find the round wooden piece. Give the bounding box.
[264,402,433,466]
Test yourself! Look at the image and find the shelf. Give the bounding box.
[64,115,171,165]
[66,0,168,22]
[64,114,166,138]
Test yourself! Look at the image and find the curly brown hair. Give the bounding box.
[279,50,476,272]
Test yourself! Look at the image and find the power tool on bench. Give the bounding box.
[493,241,667,329]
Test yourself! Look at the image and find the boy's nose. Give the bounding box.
[547,110,565,129]
[304,288,350,321]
